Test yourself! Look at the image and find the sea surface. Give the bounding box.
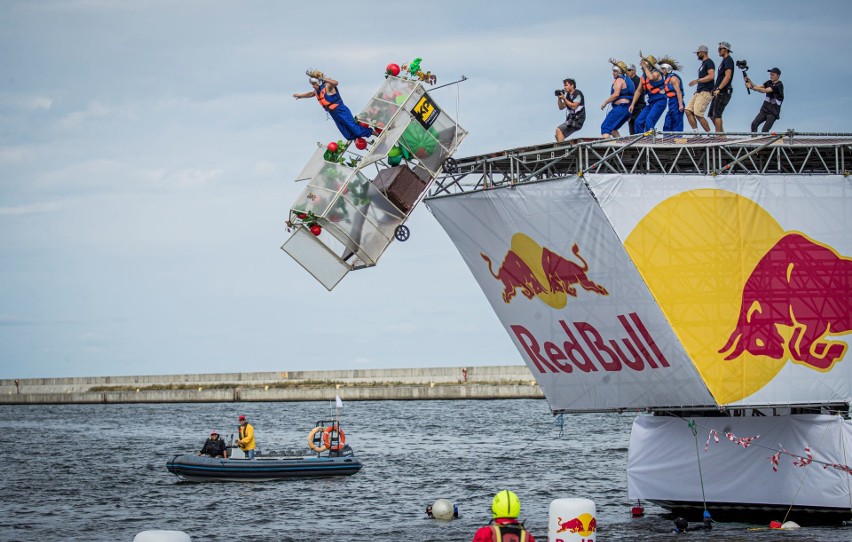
[1,399,850,541]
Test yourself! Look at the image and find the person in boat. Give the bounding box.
[197,430,227,458]
[292,69,374,141]
[472,490,535,542]
[237,414,256,459]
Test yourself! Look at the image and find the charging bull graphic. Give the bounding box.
[481,239,608,305]
[556,513,596,536]
[719,233,852,371]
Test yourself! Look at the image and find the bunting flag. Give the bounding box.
[705,429,719,451]
[792,446,813,467]
[725,432,759,448]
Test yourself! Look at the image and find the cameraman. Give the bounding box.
[555,78,586,142]
[746,67,784,132]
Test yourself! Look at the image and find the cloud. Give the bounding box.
[0,201,63,216]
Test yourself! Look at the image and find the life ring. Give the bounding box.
[322,425,346,451]
[307,426,328,453]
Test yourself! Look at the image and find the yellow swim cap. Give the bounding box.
[491,490,521,519]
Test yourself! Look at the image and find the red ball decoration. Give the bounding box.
[327,141,338,152]
[386,63,400,76]
[309,224,322,236]
[354,138,367,150]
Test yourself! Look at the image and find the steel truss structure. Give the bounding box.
[429,131,852,198]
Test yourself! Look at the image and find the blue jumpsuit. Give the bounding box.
[601,75,636,135]
[634,71,666,133]
[663,73,685,132]
[315,84,373,141]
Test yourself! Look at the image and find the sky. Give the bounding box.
[2,0,850,378]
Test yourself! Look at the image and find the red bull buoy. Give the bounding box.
[549,498,596,542]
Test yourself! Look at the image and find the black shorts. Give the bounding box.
[708,92,731,119]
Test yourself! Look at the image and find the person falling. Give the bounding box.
[293,69,374,141]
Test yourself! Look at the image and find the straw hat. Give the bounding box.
[639,51,658,69]
[657,56,683,72]
[609,58,630,74]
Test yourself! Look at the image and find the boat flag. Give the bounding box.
[336,395,343,408]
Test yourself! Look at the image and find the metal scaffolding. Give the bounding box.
[428,131,852,198]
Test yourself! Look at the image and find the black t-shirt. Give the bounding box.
[716,56,734,93]
[697,58,715,92]
[762,80,784,105]
[631,74,646,106]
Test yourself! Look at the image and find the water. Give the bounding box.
[1,399,850,541]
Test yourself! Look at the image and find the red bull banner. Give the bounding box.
[427,180,714,412]
[427,173,851,410]
[584,173,851,407]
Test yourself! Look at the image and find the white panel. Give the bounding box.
[281,227,350,291]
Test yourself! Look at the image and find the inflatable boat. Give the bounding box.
[166,444,362,482]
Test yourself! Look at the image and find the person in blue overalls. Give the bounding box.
[629,53,667,133]
[600,59,636,139]
[659,58,685,132]
[293,70,374,141]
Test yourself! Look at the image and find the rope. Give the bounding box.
[456,414,562,504]
[779,415,835,524]
[688,420,710,514]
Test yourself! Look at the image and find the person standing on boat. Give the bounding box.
[237,415,256,459]
[472,490,535,542]
[197,430,227,458]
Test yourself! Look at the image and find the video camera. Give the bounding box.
[555,89,565,97]
[736,59,751,94]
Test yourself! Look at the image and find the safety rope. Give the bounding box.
[688,419,710,515]
[779,415,835,524]
[456,414,563,504]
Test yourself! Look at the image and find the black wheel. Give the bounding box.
[443,157,458,173]
[394,225,410,242]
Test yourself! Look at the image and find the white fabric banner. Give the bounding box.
[627,414,852,510]
[427,178,714,412]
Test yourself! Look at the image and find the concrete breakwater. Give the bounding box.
[0,365,543,404]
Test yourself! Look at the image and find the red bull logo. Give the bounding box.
[555,513,596,539]
[719,232,852,371]
[481,233,608,309]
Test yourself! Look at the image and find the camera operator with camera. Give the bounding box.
[555,78,586,142]
[745,67,784,132]
[708,41,735,133]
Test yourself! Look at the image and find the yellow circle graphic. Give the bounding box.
[625,189,786,403]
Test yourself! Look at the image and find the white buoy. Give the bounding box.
[133,531,191,542]
[781,521,801,530]
[548,498,596,542]
[431,498,455,520]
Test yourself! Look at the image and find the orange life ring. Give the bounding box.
[307,426,328,453]
[322,425,346,451]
